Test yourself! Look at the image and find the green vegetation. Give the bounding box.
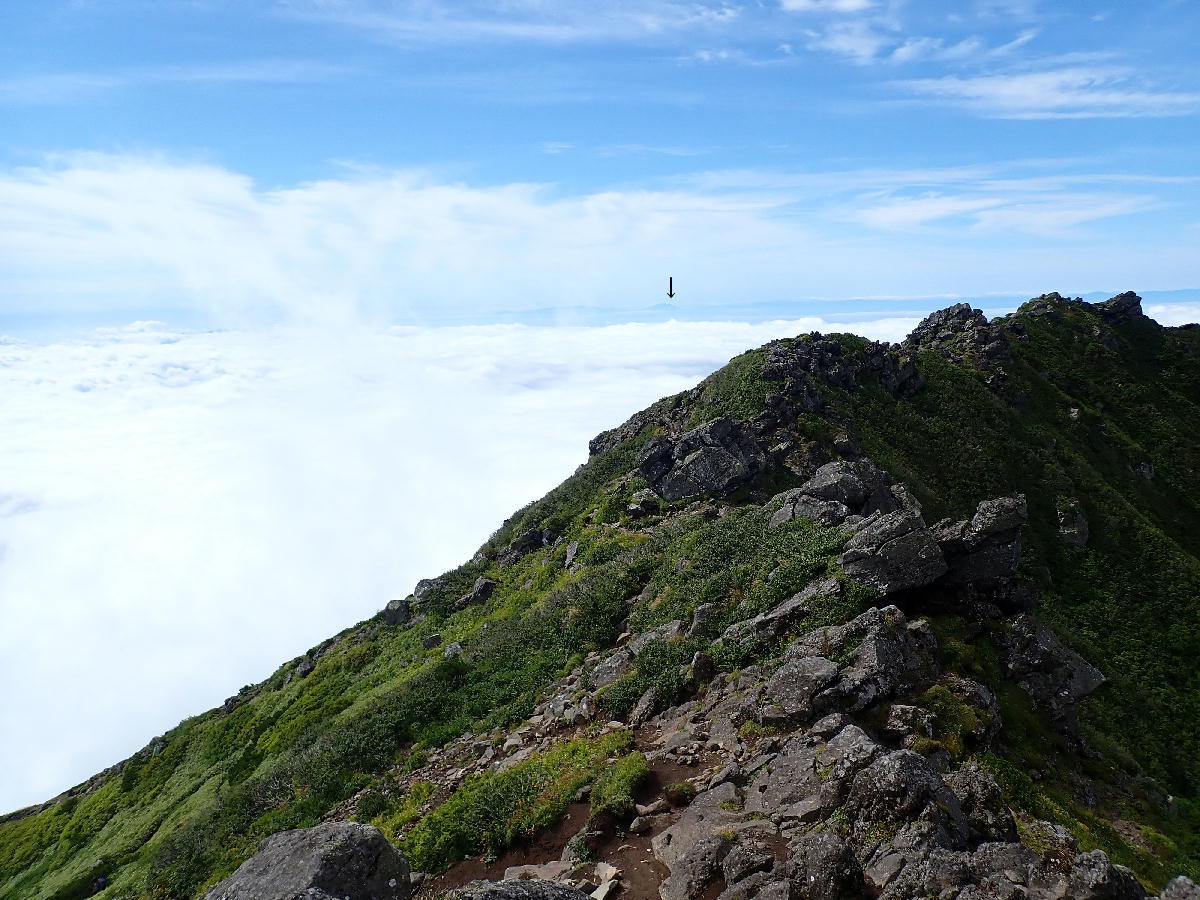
[399,731,633,872]
[2,297,1198,896]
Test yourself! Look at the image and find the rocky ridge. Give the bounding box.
[5,292,1197,900]
[268,444,1189,900]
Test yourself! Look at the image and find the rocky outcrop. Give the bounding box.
[202,822,411,900]
[500,530,549,566]
[839,510,947,594]
[932,495,1026,585]
[768,459,908,529]
[904,303,1010,366]
[1097,291,1146,325]
[1058,498,1090,547]
[447,880,591,900]
[455,577,497,610]
[638,417,767,501]
[995,613,1105,734]
[760,334,924,401]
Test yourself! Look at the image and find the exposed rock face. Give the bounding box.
[769,459,904,529]
[455,577,497,610]
[500,530,549,565]
[202,822,411,900]
[840,510,948,594]
[1058,498,1090,547]
[447,880,591,900]
[996,614,1105,734]
[1097,290,1146,325]
[904,303,1010,365]
[1161,876,1200,899]
[383,597,410,626]
[933,495,1027,585]
[638,417,767,501]
[760,334,924,401]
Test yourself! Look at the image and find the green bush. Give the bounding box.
[400,732,632,872]
[590,752,650,819]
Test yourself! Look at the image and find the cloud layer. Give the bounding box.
[3,153,1197,329]
[0,314,924,814]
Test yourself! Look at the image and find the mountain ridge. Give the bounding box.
[3,291,1198,900]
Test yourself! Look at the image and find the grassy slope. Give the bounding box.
[1,301,1197,898]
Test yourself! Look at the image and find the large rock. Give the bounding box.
[447,881,591,900]
[783,606,930,714]
[934,495,1027,585]
[839,510,947,595]
[499,529,548,565]
[589,619,686,690]
[903,303,1009,364]
[1097,291,1145,325]
[638,417,767,501]
[787,831,863,900]
[455,577,497,610]
[769,460,902,529]
[996,614,1104,733]
[719,577,842,648]
[202,822,411,900]
[1161,876,1200,899]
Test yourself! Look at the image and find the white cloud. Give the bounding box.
[804,20,892,63]
[851,190,1162,235]
[278,0,743,44]
[780,0,874,11]
[0,313,925,813]
[2,153,1198,328]
[896,66,1200,118]
[0,61,350,105]
[1146,303,1200,326]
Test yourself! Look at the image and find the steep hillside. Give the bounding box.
[2,292,1198,900]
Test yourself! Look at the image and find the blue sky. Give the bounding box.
[2,0,1199,330]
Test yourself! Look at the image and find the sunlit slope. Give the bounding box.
[1,293,1197,898]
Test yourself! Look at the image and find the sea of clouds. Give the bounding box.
[3,301,1197,814]
[1,315,928,813]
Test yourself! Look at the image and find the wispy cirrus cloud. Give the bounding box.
[0,59,351,104]
[896,66,1200,118]
[2,153,1196,329]
[276,0,742,44]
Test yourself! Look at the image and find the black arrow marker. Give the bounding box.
[667,276,675,299]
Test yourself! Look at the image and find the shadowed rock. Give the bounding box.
[840,510,947,594]
[202,822,411,900]
[638,417,767,501]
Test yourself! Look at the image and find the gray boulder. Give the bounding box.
[996,614,1104,733]
[383,598,410,626]
[844,750,968,851]
[769,460,900,529]
[1161,876,1200,899]
[1049,850,1146,899]
[785,606,929,713]
[788,831,864,900]
[412,576,448,608]
[589,619,686,691]
[719,577,842,648]
[499,529,548,565]
[1097,291,1145,325]
[1058,499,1089,547]
[839,510,947,595]
[760,655,840,724]
[455,577,497,610]
[944,765,1017,843]
[638,417,767,501]
[202,822,411,900]
[933,495,1026,585]
[447,881,591,900]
